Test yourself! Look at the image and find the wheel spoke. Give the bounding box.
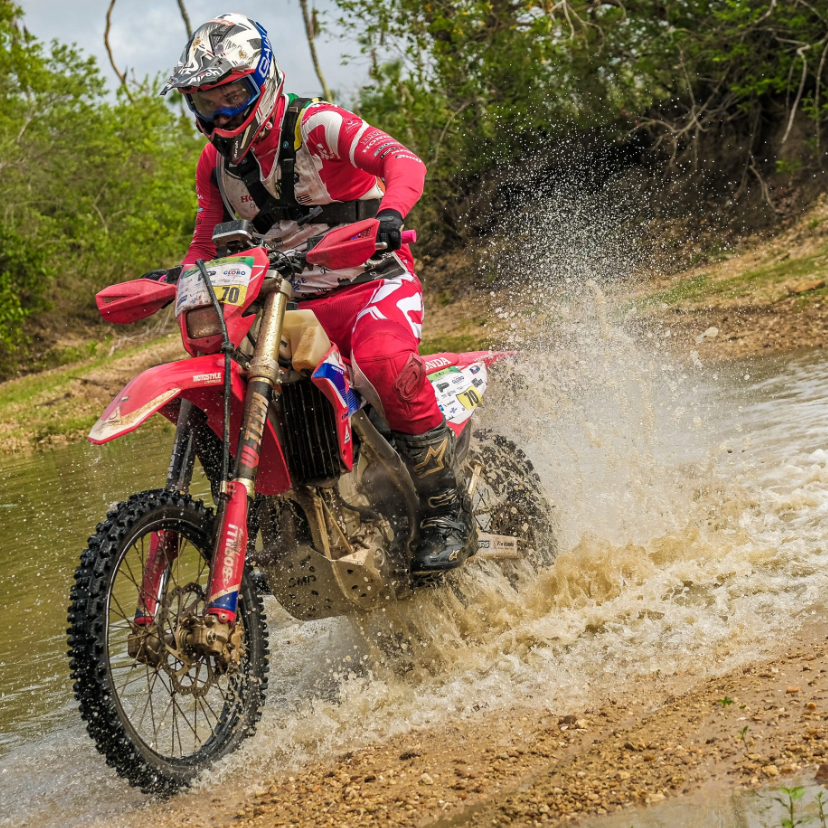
[87,494,264,783]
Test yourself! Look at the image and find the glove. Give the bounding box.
[140,265,183,284]
[376,209,404,252]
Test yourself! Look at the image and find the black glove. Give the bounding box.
[376,209,404,252]
[140,265,183,284]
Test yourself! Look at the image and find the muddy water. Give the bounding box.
[2,339,828,827]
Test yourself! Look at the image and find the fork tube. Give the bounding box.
[133,399,199,625]
[196,259,233,495]
[206,278,292,623]
[165,399,200,494]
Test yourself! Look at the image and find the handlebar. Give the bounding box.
[375,229,417,251]
[267,224,418,275]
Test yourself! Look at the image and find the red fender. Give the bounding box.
[88,355,291,496]
[423,350,514,375]
[423,350,514,436]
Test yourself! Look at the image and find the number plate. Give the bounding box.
[175,257,254,316]
[477,533,520,560]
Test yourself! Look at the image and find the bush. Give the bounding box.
[0,3,201,369]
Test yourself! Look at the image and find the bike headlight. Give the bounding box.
[186,306,223,339]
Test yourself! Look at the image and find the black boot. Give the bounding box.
[393,421,477,573]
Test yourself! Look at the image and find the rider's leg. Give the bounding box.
[348,274,477,573]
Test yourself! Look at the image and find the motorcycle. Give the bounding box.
[67,217,554,793]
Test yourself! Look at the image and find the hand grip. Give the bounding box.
[401,230,417,245]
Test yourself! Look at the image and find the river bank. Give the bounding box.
[3,198,828,453]
[95,616,828,828]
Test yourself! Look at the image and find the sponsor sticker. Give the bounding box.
[428,362,487,425]
[428,366,460,381]
[477,533,520,559]
[175,256,254,316]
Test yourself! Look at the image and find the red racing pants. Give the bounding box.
[299,273,443,435]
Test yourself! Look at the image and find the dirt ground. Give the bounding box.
[634,192,828,363]
[99,620,828,828]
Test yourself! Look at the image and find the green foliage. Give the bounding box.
[0,3,201,365]
[773,786,808,828]
[336,0,828,237]
[718,696,735,706]
[816,790,828,828]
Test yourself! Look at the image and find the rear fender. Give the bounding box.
[88,355,291,496]
[425,350,514,436]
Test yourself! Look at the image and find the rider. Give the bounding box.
[158,12,475,574]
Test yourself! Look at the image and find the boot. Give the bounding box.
[393,421,477,573]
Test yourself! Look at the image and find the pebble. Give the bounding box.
[420,773,434,786]
[787,686,801,694]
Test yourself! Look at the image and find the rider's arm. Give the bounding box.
[300,103,427,218]
[182,145,225,268]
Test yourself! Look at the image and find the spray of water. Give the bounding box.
[4,172,828,827]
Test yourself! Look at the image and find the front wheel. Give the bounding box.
[67,490,269,794]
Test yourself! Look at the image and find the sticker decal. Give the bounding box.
[425,356,452,371]
[428,362,487,425]
[428,366,461,381]
[175,257,254,316]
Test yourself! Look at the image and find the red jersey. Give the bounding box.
[183,96,427,296]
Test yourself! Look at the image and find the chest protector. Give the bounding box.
[215,96,381,234]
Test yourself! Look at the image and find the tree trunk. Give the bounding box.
[104,0,134,103]
[299,0,333,101]
[176,0,193,38]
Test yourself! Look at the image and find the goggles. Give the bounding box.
[184,76,261,123]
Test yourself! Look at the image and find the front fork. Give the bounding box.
[133,399,202,626]
[133,279,291,636]
[205,279,292,625]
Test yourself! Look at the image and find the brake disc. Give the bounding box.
[156,583,222,698]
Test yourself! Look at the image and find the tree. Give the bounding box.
[336,0,828,232]
[0,2,202,364]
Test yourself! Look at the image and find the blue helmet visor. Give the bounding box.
[185,75,261,123]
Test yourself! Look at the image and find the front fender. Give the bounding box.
[88,354,291,496]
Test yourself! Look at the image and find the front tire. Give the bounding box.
[67,490,269,794]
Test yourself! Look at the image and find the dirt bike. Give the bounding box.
[67,216,554,794]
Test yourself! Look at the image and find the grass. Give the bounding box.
[419,332,492,355]
[633,242,828,312]
[0,333,180,450]
[0,334,176,410]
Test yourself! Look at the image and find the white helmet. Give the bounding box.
[162,13,284,164]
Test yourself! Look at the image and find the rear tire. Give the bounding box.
[463,429,557,570]
[67,490,269,794]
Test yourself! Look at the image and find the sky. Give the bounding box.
[17,0,370,102]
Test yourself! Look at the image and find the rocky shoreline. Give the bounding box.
[97,621,828,828]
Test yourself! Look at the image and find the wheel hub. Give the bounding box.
[127,582,244,696]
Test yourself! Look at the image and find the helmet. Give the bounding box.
[161,13,284,164]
